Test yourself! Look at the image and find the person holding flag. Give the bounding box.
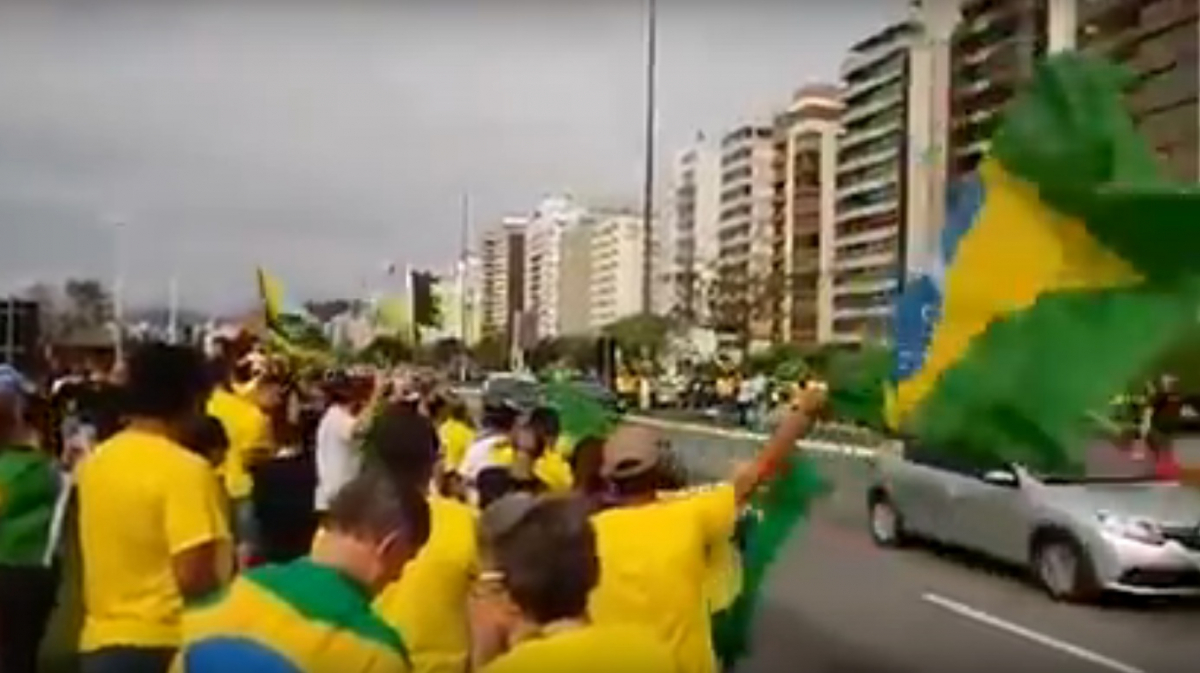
[585,383,826,673]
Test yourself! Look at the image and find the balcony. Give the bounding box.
[836,195,899,224]
[837,144,900,174]
[833,249,896,273]
[833,276,899,296]
[836,224,898,248]
[839,118,905,151]
[841,39,908,78]
[842,94,903,126]
[837,172,899,200]
[843,65,905,102]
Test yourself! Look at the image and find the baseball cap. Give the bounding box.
[600,425,664,480]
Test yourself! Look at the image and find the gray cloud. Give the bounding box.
[0,0,898,311]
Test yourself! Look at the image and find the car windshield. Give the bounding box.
[1034,442,1160,484]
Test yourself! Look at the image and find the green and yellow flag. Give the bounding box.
[886,53,1200,472]
[256,267,333,359]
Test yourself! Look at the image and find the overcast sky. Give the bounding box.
[1,0,900,312]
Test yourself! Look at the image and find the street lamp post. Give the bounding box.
[640,0,658,315]
[111,219,127,361]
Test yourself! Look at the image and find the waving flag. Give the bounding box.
[887,54,1200,472]
[256,268,332,356]
[180,559,410,673]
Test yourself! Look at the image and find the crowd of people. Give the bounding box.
[0,331,828,673]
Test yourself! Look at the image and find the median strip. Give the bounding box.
[627,414,880,459]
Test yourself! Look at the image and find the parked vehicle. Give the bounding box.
[866,441,1200,602]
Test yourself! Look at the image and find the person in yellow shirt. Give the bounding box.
[365,403,480,673]
[587,386,826,673]
[430,393,475,480]
[76,344,231,673]
[472,494,677,673]
[206,365,280,566]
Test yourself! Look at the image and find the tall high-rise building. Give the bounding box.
[948,0,1078,178]
[589,211,647,330]
[666,136,721,324]
[524,196,590,340]
[832,21,917,343]
[716,123,776,349]
[479,216,527,348]
[1079,0,1199,181]
[771,85,842,345]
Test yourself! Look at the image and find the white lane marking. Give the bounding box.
[921,593,1148,673]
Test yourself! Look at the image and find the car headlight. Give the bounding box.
[1096,510,1165,546]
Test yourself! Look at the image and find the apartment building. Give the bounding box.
[1079,0,1199,181]
[832,22,917,343]
[589,211,647,330]
[524,196,591,340]
[771,85,842,345]
[947,0,1082,177]
[716,123,776,349]
[666,136,721,324]
[479,216,528,346]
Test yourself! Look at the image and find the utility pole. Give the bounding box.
[167,274,179,344]
[639,0,658,315]
[458,194,471,381]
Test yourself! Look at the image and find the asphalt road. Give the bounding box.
[641,418,1200,673]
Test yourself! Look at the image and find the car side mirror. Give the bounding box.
[982,469,1018,487]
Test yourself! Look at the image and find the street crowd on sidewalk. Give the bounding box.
[0,328,829,673]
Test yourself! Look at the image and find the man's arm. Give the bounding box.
[730,384,826,506]
[166,464,230,603]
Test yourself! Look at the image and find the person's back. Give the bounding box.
[77,429,230,652]
[375,494,477,673]
[179,469,429,673]
[589,487,735,673]
[179,558,411,673]
[484,624,677,673]
[314,402,360,514]
[206,387,270,501]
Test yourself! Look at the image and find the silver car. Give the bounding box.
[866,442,1200,601]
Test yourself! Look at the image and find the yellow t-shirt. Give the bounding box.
[487,445,574,494]
[588,484,739,673]
[77,429,231,651]
[437,419,475,472]
[207,388,272,499]
[374,495,478,673]
[482,624,678,673]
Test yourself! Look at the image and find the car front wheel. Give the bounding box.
[868,495,907,548]
[1031,536,1100,603]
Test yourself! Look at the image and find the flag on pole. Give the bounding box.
[255,267,332,357]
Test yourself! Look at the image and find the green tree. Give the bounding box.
[472,333,508,371]
[62,279,112,333]
[603,313,673,361]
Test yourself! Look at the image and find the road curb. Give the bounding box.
[626,415,878,459]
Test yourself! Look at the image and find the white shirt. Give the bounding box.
[314,404,362,512]
[457,433,508,482]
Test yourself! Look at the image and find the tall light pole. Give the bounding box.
[639,0,658,315]
[111,219,126,360]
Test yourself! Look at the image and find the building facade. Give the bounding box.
[479,216,527,347]
[716,124,777,349]
[665,136,722,325]
[524,196,590,340]
[1079,0,1199,181]
[832,21,917,343]
[589,211,646,330]
[947,0,1079,178]
[772,85,842,345]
